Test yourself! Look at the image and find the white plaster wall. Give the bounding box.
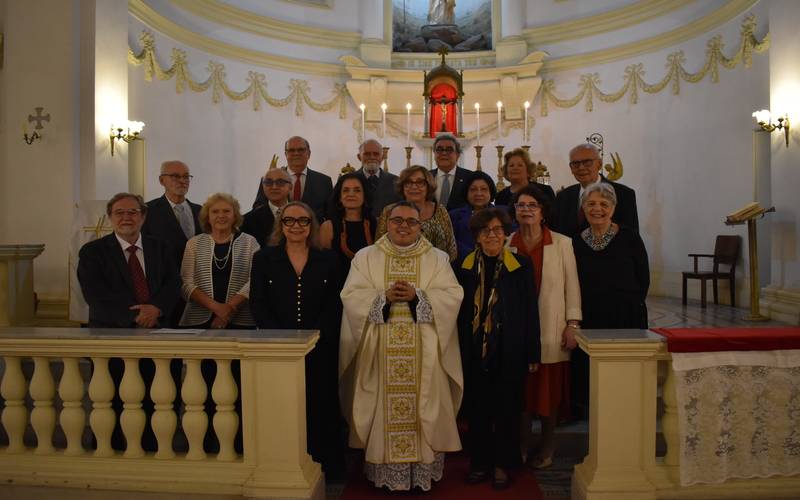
[768,1,800,291]
[0,0,79,299]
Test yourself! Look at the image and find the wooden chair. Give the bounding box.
[682,235,741,308]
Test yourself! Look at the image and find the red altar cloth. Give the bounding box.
[651,327,800,353]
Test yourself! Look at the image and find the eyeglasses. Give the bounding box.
[514,202,541,211]
[160,173,193,181]
[111,209,143,217]
[569,159,597,169]
[479,226,505,237]
[388,217,421,227]
[404,179,428,188]
[434,147,456,154]
[281,216,312,227]
[262,178,291,187]
[285,148,309,154]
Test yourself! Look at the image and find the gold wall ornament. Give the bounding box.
[536,15,768,116]
[129,31,350,117]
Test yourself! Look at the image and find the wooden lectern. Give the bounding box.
[724,202,775,321]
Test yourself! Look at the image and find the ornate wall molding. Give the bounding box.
[169,0,360,50]
[524,0,695,46]
[128,32,350,118]
[543,0,759,73]
[536,15,768,116]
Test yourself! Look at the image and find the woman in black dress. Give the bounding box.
[456,207,540,489]
[570,182,649,418]
[320,172,376,277]
[494,148,555,207]
[249,201,345,479]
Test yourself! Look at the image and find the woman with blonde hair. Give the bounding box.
[495,148,555,207]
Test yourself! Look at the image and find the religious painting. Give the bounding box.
[393,0,492,53]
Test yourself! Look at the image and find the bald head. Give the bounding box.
[284,136,311,174]
[159,160,191,203]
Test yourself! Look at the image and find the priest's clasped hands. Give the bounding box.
[385,280,417,303]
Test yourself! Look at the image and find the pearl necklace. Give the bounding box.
[213,235,234,270]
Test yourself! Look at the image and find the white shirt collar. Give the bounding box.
[164,195,188,210]
[115,232,143,253]
[268,200,287,216]
[362,166,381,178]
[289,166,308,177]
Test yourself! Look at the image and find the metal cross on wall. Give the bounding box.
[28,107,51,130]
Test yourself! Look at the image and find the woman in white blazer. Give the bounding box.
[507,184,582,469]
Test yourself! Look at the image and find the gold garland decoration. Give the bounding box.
[128,31,350,118]
[536,15,769,116]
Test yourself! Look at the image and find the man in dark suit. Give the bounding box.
[551,143,639,237]
[77,193,181,452]
[354,139,400,218]
[253,136,333,221]
[241,167,291,247]
[141,160,201,267]
[430,133,471,210]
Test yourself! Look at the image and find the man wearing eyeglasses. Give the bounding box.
[431,133,471,210]
[340,201,464,491]
[241,168,292,247]
[77,193,181,451]
[142,160,202,267]
[252,136,333,221]
[355,139,400,217]
[551,143,639,237]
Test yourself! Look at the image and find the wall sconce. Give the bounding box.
[110,121,145,156]
[752,109,790,147]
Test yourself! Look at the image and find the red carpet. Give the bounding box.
[339,452,544,499]
[651,327,800,352]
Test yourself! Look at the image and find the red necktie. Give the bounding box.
[293,173,302,201]
[126,246,150,304]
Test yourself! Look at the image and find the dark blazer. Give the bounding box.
[551,176,639,237]
[432,166,471,210]
[455,250,540,380]
[355,167,401,218]
[253,167,333,221]
[494,182,556,207]
[241,205,277,248]
[141,195,201,266]
[77,233,181,328]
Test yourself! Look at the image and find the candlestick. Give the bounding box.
[474,145,483,171]
[523,101,530,143]
[474,102,480,145]
[381,103,387,138]
[496,101,503,139]
[359,103,366,140]
[405,146,413,169]
[496,145,506,190]
[406,103,412,146]
[382,146,390,172]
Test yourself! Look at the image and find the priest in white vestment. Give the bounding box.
[340,201,464,491]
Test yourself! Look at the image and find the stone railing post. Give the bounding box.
[572,329,665,500]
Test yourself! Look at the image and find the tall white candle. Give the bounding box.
[496,101,503,139]
[474,102,480,146]
[523,100,530,142]
[406,103,412,146]
[359,103,366,139]
[381,103,387,137]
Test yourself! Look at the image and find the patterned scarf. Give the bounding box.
[472,249,504,360]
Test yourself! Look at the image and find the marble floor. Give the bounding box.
[646,295,790,328]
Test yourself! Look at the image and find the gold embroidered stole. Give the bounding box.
[376,236,431,464]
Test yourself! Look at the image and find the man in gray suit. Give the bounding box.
[355,139,400,218]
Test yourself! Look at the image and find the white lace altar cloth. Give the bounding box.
[672,349,800,486]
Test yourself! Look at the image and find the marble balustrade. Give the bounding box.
[572,329,800,500]
[0,327,324,500]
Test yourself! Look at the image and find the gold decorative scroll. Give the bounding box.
[128,31,350,117]
[536,15,768,116]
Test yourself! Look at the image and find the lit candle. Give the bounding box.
[474,103,480,145]
[496,101,503,139]
[359,103,366,139]
[381,103,387,137]
[406,103,412,146]
[523,101,530,142]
